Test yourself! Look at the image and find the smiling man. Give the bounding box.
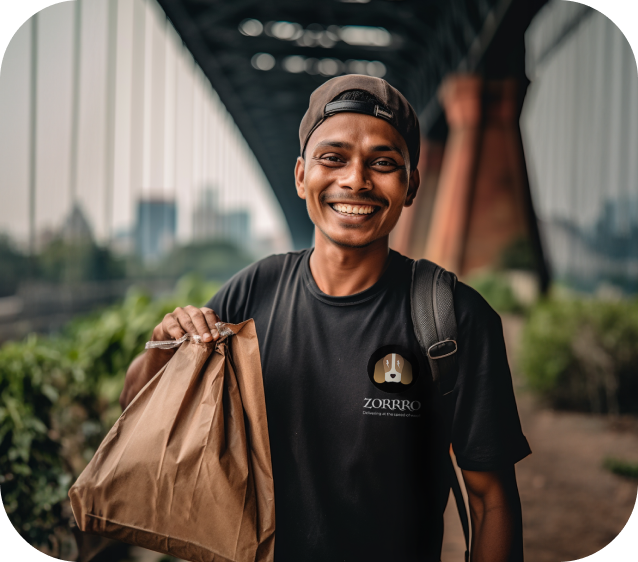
[121,75,531,562]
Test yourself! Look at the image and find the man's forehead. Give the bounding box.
[307,113,408,156]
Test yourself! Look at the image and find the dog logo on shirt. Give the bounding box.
[377,352,411,385]
[382,353,405,383]
[367,346,418,393]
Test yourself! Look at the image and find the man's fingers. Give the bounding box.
[173,307,200,338]
[162,312,186,340]
[184,305,213,341]
[156,306,222,344]
[201,307,221,341]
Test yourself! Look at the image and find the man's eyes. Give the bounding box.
[318,155,398,168]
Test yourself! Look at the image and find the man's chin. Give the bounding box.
[317,226,380,249]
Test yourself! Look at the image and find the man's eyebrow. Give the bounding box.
[369,144,405,157]
[313,140,405,158]
[313,140,354,150]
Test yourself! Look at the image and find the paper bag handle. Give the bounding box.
[145,322,235,350]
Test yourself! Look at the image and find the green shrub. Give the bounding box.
[466,271,525,314]
[604,457,638,480]
[0,336,73,548]
[520,297,638,413]
[0,273,218,554]
[500,236,537,271]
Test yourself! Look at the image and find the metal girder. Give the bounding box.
[156,0,546,249]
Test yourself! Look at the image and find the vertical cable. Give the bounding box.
[130,0,146,259]
[191,57,198,242]
[223,110,229,240]
[28,13,39,262]
[104,0,118,244]
[69,0,82,212]
[163,14,171,253]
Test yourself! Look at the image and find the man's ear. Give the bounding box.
[404,168,421,207]
[294,157,306,200]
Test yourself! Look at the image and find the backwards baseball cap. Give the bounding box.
[299,74,421,169]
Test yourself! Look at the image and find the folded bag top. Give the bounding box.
[69,320,275,562]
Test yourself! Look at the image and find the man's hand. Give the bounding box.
[462,465,524,562]
[152,305,221,343]
[119,306,222,410]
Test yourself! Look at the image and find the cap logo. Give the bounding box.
[374,106,393,120]
[323,100,393,122]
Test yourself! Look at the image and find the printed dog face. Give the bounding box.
[384,353,402,382]
[373,353,413,385]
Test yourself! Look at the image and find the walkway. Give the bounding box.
[442,316,638,561]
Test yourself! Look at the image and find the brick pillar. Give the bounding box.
[424,74,534,277]
[423,76,483,273]
[391,139,445,259]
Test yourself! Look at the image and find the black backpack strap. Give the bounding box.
[410,259,459,395]
[411,259,470,562]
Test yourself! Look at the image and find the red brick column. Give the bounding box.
[423,76,484,273]
[424,74,532,277]
[390,139,445,259]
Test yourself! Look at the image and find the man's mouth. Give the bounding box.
[329,203,378,216]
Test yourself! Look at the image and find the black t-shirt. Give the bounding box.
[206,249,530,562]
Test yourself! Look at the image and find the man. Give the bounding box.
[121,75,531,562]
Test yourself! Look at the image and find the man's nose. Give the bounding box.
[337,159,371,192]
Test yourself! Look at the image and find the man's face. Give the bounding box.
[295,112,420,249]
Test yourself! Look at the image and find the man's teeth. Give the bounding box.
[332,203,375,215]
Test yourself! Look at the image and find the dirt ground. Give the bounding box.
[442,316,638,562]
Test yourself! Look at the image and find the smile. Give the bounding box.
[329,203,378,216]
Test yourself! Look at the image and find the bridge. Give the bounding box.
[1,0,636,313]
[152,0,637,292]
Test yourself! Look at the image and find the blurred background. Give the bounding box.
[0,0,637,561]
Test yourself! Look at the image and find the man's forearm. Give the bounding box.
[463,466,524,562]
[468,500,523,562]
[119,349,174,410]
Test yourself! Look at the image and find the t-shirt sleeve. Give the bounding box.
[203,253,288,325]
[450,282,531,471]
[204,261,260,324]
[205,272,246,325]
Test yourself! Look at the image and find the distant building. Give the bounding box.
[110,228,134,256]
[60,204,94,244]
[545,203,638,294]
[135,198,177,262]
[192,188,219,242]
[192,188,252,250]
[221,210,251,245]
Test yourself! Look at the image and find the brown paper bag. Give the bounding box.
[69,320,275,562]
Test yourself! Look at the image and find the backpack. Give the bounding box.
[411,259,470,562]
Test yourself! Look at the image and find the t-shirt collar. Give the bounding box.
[301,248,398,306]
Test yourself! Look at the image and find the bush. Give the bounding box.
[604,457,638,480]
[466,271,525,314]
[519,297,638,414]
[0,274,218,555]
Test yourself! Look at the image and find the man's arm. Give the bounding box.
[461,465,524,562]
[119,306,221,410]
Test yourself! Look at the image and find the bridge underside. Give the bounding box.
[157,0,549,287]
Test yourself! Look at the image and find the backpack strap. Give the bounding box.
[411,259,470,562]
[410,259,459,395]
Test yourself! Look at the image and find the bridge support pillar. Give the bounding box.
[421,74,546,283]
[390,139,445,259]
